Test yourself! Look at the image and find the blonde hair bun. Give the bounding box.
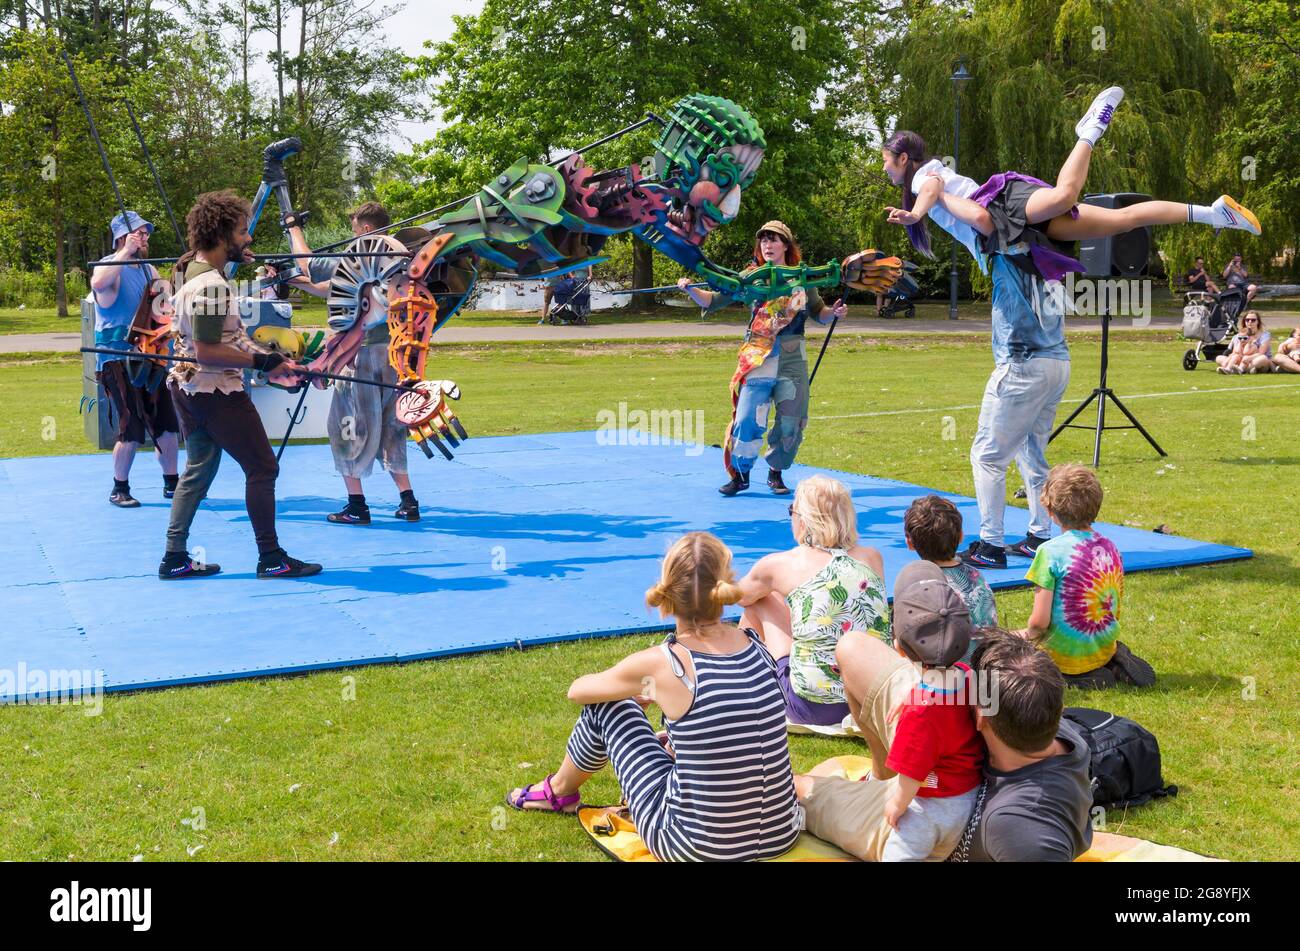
[650,532,738,624]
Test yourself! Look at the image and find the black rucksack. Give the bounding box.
[1063,707,1178,810]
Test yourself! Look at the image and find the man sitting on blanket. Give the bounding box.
[795,618,1093,861]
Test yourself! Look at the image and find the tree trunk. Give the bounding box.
[54,199,67,317]
[240,0,249,140]
[142,0,151,67]
[121,0,131,65]
[275,0,285,127]
[630,240,654,314]
[296,0,307,126]
[626,0,653,313]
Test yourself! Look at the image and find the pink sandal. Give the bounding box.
[506,774,580,813]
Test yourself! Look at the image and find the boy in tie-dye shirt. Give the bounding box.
[1022,464,1155,688]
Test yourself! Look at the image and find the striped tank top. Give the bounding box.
[654,629,800,861]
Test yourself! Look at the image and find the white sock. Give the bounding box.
[1188,204,1215,225]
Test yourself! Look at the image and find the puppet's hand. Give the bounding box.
[842,250,904,294]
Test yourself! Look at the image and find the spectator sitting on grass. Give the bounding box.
[1216,311,1272,374]
[879,561,984,861]
[737,475,890,729]
[505,532,801,861]
[903,494,999,661]
[1017,464,1154,689]
[1272,327,1300,373]
[795,627,1094,862]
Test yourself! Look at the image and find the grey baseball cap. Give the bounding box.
[892,561,973,668]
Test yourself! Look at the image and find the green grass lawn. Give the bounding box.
[0,332,1296,860]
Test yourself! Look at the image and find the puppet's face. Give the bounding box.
[651,94,765,246]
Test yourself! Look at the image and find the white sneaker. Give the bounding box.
[1211,195,1262,235]
[1076,86,1125,146]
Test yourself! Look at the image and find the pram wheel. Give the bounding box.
[1183,349,1198,371]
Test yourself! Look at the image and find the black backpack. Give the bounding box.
[1063,707,1178,810]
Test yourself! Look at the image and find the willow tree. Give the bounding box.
[892,0,1235,282]
[1208,0,1300,277]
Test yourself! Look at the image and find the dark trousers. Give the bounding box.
[166,384,280,555]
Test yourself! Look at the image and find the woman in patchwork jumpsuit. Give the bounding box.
[681,221,848,496]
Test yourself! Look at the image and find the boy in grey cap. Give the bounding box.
[879,561,985,861]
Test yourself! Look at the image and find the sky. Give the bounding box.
[246,0,485,153]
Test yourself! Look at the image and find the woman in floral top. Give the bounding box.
[737,475,889,726]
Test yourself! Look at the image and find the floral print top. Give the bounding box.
[786,549,890,704]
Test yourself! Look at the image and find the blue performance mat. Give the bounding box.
[1,432,1250,699]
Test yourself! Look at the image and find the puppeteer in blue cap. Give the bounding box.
[93,210,157,371]
[109,210,155,243]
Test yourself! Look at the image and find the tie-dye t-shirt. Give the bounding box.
[1026,530,1123,674]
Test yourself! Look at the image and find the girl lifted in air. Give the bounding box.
[881,87,1261,282]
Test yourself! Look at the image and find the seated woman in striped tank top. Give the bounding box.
[506,532,801,862]
[738,475,890,729]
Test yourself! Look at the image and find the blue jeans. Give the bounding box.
[970,357,1070,547]
[729,338,808,475]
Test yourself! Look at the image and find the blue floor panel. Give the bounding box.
[0,432,1251,700]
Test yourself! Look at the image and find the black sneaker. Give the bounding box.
[163,477,179,500]
[718,471,751,497]
[109,487,141,508]
[1106,641,1157,687]
[767,469,791,496]
[961,541,1008,570]
[1063,666,1118,689]
[257,549,323,579]
[394,498,420,522]
[158,552,222,580]
[326,504,371,525]
[1006,533,1050,558]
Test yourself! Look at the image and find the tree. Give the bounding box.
[0,30,129,314]
[892,0,1236,285]
[1202,0,1300,277]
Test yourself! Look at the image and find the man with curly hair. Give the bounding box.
[160,189,322,580]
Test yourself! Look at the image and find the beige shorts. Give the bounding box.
[802,650,921,862]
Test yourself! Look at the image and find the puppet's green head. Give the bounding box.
[651,94,766,245]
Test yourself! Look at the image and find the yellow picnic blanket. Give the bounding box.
[579,755,1218,863]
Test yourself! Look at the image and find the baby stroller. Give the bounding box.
[1182,286,1246,370]
[877,266,920,319]
[541,273,592,326]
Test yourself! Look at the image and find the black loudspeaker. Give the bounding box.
[1076,193,1151,277]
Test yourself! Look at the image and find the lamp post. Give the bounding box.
[950,58,972,321]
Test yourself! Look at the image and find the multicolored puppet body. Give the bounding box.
[301,93,905,459]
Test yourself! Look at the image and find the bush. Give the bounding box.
[0,266,89,308]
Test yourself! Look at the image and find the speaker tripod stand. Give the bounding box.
[1049,310,1166,466]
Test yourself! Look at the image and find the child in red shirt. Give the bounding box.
[882,561,984,861]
